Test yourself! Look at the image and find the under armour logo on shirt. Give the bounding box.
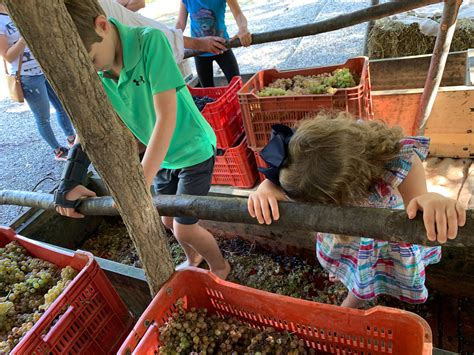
[133,76,145,86]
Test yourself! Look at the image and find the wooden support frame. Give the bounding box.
[1,190,473,247]
[415,0,463,134]
[184,0,441,58]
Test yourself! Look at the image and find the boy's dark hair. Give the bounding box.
[64,0,106,51]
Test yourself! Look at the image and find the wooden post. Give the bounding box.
[414,0,462,135]
[184,0,441,59]
[1,190,473,247]
[363,0,380,56]
[229,0,442,48]
[4,0,174,295]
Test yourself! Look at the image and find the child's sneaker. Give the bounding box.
[54,147,69,161]
[67,135,76,148]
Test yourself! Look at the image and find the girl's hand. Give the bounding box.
[231,27,252,47]
[248,179,287,225]
[406,192,466,244]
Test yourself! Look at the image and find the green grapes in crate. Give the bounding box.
[0,242,78,353]
[257,68,357,97]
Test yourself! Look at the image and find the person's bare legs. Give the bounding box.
[173,220,230,279]
[162,216,204,269]
[341,292,365,308]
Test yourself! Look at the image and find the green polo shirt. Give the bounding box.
[99,18,216,170]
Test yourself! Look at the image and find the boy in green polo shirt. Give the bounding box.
[55,1,230,279]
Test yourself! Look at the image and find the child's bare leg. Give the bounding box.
[341,292,365,308]
[174,221,230,279]
[162,216,204,268]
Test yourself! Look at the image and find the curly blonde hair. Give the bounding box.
[280,112,403,205]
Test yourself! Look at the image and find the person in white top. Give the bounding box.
[98,0,227,63]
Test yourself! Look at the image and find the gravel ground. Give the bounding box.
[0,0,371,225]
[0,98,69,225]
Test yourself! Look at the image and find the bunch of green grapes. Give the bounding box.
[269,78,293,91]
[0,242,78,351]
[41,266,77,312]
[331,68,356,88]
[257,87,288,97]
[257,68,357,97]
[158,299,314,354]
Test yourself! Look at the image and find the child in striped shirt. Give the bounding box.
[247,113,466,308]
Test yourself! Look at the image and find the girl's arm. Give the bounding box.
[227,0,252,47]
[175,2,188,31]
[397,154,466,243]
[0,35,26,63]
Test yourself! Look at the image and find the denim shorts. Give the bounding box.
[154,153,215,225]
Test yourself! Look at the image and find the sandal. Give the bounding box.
[54,147,69,161]
[66,135,76,148]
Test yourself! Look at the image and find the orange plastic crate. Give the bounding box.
[119,268,432,355]
[188,76,244,149]
[0,226,133,354]
[212,135,258,188]
[238,57,374,150]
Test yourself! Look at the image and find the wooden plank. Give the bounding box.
[200,220,316,262]
[372,91,421,134]
[372,87,473,157]
[438,295,460,352]
[427,133,473,158]
[467,48,474,86]
[424,89,474,133]
[370,51,467,91]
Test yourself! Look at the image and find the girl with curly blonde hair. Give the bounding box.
[248,113,466,308]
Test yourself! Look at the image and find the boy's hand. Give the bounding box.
[55,185,96,219]
[406,192,466,244]
[231,27,252,47]
[197,36,227,54]
[248,179,287,225]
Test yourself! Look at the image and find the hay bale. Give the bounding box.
[368,18,474,59]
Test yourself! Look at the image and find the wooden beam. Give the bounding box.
[415,0,463,134]
[1,190,473,247]
[184,0,441,58]
[363,0,380,56]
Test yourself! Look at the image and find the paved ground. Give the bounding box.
[0,0,370,225]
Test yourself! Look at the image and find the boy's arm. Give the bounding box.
[140,89,177,186]
[227,0,252,47]
[175,2,188,31]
